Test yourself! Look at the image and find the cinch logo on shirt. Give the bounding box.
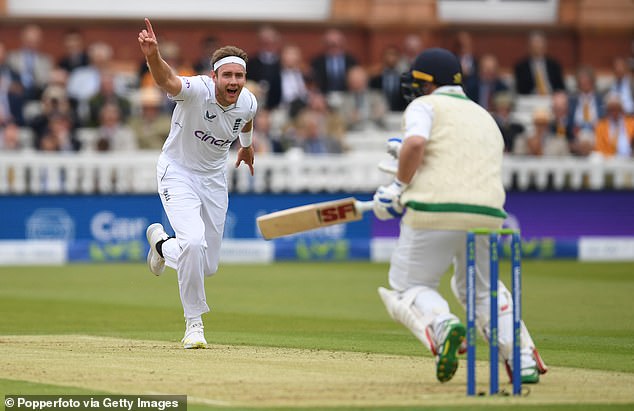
[193,130,232,148]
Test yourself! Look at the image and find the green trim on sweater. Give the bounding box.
[434,92,470,100]
[405,201,507,218]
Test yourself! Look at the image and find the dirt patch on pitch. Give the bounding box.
[1,335,633,408]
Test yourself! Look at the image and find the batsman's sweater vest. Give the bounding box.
[400,92,506,231]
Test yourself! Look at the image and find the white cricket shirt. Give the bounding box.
[403,86,466,141]
[162,75,258,173]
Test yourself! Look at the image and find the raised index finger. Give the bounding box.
[144,18,155,38]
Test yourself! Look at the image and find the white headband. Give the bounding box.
[213,56,247,71]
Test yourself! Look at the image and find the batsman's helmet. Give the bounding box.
[400,47,463,101]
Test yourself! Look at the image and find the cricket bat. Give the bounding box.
[257,197,374,240]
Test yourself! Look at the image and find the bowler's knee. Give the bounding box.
[180,235,206,255]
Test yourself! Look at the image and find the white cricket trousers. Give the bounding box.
[156,153,228,319]
[389,225,496,328]
[390,224,535,365]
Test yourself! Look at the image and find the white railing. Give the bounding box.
[1,150,633,194]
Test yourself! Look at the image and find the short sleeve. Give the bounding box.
[403,100,434,141]
[249,95,258,121]
[246,89,258,122]
[170,76,207,103]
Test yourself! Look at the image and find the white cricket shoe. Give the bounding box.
[146,223,168,276]
[182,321,207,349]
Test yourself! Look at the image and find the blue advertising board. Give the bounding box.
[1,191,632,262]
[0,193,375,262]
[1,195,166,262]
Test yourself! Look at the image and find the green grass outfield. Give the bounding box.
[1,261,633,410]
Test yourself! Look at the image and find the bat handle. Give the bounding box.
[354,200,375,214]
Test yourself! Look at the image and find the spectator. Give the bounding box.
[6,24,53,101]
[525,107,570,156]
[370,45,408,112]
[37,112,80,152]
[94,103,137,151]
[193,36,218,74]
[278,44,309,109]
[282,71,324,124]
[88,71,132,127]
[0,119,23,190]
[251,109,275,153]
[310,28,358,93]
[0,120,22,150]
[0,42,25,125]
[57,30,90,73]
[491,92,525,153]
[29,85,77,148]
[569,66,604,145]
[291,108,343,154]
[248,25,283,109]
[128,87,172,150]
[307,92,346,149]
[67,42,125,125]
[594,92,634,158]
[36,112,80,192]
[514,31,565,95]
[338,65,388,131]
[454,31,478,83]
[608,57,634,114]
[32,67,73,124]
[280,83,346,140]
[549,91,584,155]
[397,34,424,73]
[48,67,70,89]
[464,54,509,111]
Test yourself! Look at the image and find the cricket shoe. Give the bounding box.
[182,321,207,349]
[434,318,466,383]
[503,362,540,384]
[521,366,540,384]
[505,348,547,384]
[146,223,168,276]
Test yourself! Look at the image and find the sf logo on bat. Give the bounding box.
[317,203,357,223]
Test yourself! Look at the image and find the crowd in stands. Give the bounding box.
[0,24,633,159]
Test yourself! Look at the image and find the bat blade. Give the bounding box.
[257,197,365,240]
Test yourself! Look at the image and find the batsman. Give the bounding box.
[373,48,547,384]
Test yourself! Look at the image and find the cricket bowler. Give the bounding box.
[138,18,257,348]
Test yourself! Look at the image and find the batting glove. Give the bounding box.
[386,138,402,159]
[373,179,407,220]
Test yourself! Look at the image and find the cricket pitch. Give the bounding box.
[1,335,633,408]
